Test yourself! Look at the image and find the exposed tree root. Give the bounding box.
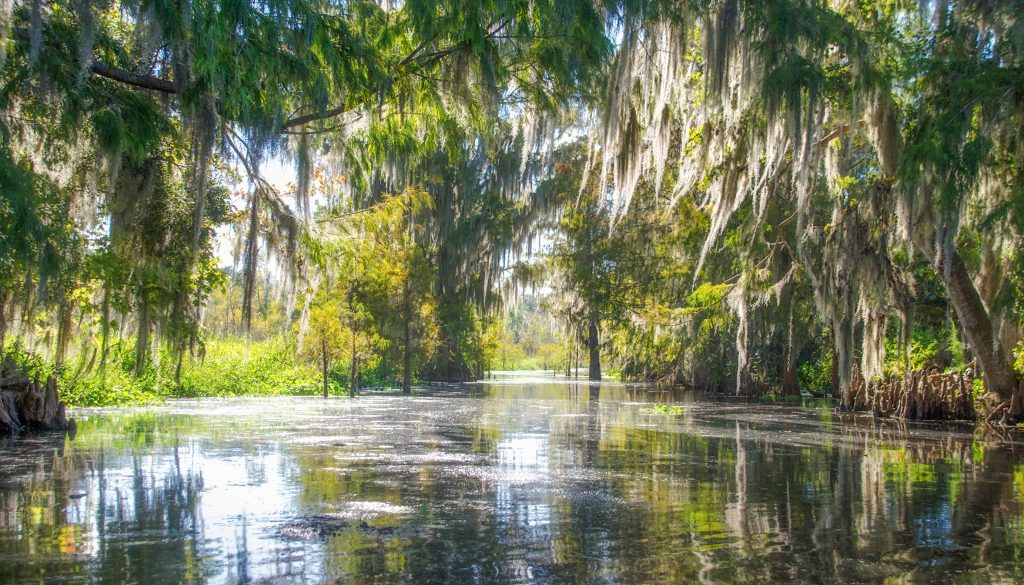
[984,383,1024,426]
[844,366,978,421]
[1,357,75,436]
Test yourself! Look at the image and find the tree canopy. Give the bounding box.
[2,0,1023,418]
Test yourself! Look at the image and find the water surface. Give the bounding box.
[1,374,1023,583]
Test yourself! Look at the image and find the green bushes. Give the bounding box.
[1,343,154,406]
[1015,341,1024,377]
[2,343,53,382]
[174,336,320,398]
[797,348,833,396]
[61,363,163,406]
[1,335,323,407]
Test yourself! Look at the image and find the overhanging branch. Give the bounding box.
[282,105,348,130]
[13,28,178,94]
[90,61,177,94]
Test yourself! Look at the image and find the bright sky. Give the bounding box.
[214,155,297,268]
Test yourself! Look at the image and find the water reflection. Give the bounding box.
[0,433,215,582]
[0,379,1022,583]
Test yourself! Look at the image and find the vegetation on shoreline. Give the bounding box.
[2,1,1022,420]
[3,336,321,406]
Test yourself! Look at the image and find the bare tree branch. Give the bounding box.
[90,61,177,94]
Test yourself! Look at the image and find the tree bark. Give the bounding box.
[566,333,572,378]
[241,194,259,332]
[54,300,73,369]
[322,337,329,398]
[133,293,150,377]
[174,349,184,386]
[350,327,358,396]
[782,348,800,396]
[99,287,111,378]
[90,60,177,93]
[588,315,601,381]
[782,299,800,396]
[918,242,1018,401]
[830,343,840,399]
[1,360,74,435]
[402,279,412,393]
[0,286,9,350]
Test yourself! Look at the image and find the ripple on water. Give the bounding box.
[277,502,413,541]
[2,386,1023,584]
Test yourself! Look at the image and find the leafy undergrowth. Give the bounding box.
[53,336,321,407]
[60,368,165,407]
[174,336,320,399]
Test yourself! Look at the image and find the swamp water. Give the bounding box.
[1,374,1023,584]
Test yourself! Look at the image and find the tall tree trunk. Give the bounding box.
[566,334,572,377]
[917,240,1018,402]
[20,269,34,347]
[54,300,73,368]
[588,315,601,381]
[99,287,111,378]
[402,321,412,392]
[0,285,9,350]
[833,311,855,405]
[189,101,216,253]
[322,337,329,398]
[830,343,840,399]
[74,310,94,378]
[174,348,184,386]
[782,298,800,396]
[133,293,150,377]
[350,327,358,396]
[782,344,800,396]
[945,251,1017,401]
[77,345,96,379]
[402,278,412,393]
[241,193,259,332]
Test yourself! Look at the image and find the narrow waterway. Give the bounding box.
[1,373,1022,583]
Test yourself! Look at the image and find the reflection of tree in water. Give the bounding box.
[0,436,216,584]
[539,405,1024,583]
[281,384,607,583]
[282,409,498,583]
[8,395,1015,583]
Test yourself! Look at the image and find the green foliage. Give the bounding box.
[1014,341,1024,377]
[426,298,496,380]
[298,294,345,379]
[175,336,319,398]
[642,404,683,415]
[299,189,439,388]
[797,348,832,395]
[972,378,987,399]
[4,0,1023,411]
[495,296,566,371]
[2,343,55,383]
[2,0,616,398]
[883,332,938,379]
[685,283,733,338]
[949,321,966,369]
[56,335,320,406]
[60,353,163,406]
